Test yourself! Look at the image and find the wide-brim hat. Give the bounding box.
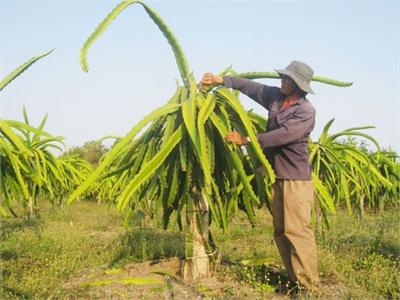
[275,60,315,94]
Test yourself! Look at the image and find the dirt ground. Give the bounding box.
[61,257,286,299]
[61,257,347,299]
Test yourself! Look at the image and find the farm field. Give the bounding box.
[1,200,398,299]
[1,2,399,300]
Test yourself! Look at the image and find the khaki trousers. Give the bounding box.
[271,179,319,289]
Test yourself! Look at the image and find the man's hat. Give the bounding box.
[275,60,315,94]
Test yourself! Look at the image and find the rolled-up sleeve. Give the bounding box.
[257,106,315,148]
[223,76,274,110]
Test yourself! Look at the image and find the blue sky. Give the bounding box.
[1,0,399,153]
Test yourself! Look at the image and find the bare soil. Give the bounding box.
[61,257,285,299]
[62,257,349,299]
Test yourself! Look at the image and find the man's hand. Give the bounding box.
[225,131,248,146]
[200,73,224,87]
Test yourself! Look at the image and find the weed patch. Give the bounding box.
[1,201,398,299]
[110,228,184,266]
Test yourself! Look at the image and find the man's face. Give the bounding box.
[280,75,297,96]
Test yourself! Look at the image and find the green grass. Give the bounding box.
[0,201,124,299]
[1,201,399,299]
[213,208,400,299]
[316,211,400,299]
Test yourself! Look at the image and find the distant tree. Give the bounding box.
[66,141,108,166]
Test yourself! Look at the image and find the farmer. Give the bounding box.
[200,60,319,292]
